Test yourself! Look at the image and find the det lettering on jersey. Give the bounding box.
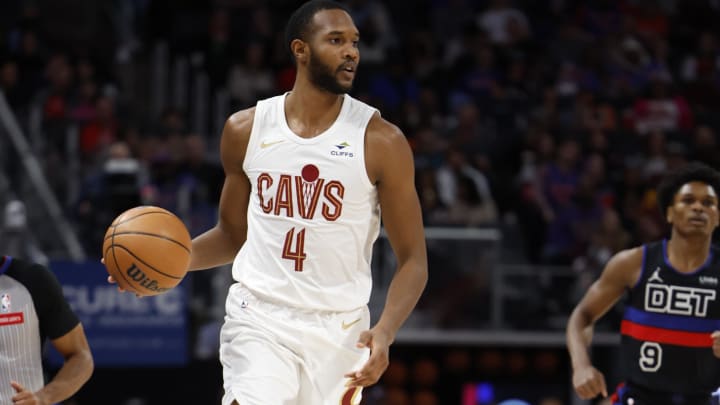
[0,312,24,326]
[257,164,344,221]
[645,284,716,316]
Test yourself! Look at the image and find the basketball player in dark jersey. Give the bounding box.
[0,255,93,404]
[567,162,720,405]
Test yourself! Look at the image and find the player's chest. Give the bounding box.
[639,267,720,318]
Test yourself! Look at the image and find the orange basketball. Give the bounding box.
[102,206,191,296]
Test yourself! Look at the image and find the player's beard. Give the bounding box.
[308,52,352,94]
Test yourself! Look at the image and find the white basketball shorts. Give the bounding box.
[219,283,370,405]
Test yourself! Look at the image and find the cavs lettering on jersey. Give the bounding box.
[233,93,380,311]
[620,240,720,395]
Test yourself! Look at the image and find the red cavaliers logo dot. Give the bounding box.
[301,164,319,182]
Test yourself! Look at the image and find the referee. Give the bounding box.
[0,255,93,404]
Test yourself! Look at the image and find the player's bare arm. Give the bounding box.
[567,247,642,399]
[189,108,254,271]
[15,324,93,405]
[346,113,428,387]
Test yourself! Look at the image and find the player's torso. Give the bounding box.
[232,94,380,311]
[0,260,44,403]
[621,240,720,395]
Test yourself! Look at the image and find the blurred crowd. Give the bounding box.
[3,0,720,273]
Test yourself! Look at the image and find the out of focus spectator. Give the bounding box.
[227,41,274,109]
[0,200,48,266]
[434,149,498,226]
[540,138,582,264]
[477,0,530,46]
[178,134,223,235]
[74,141,145,256]
[79,95,119,163]
[630,76,693,135]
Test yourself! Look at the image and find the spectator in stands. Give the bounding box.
[541,138,582,264]
[631,75,694,135]
[75,141,144,255]
[79,95,118,163]
[0,199,48,266]
[227,41,275,109]
[477,0,530,46]
[434,148,498,226]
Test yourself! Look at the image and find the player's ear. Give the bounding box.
[666,206,673,224]
[291,39,307,63]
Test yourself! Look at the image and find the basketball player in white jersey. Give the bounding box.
[185,1,427,404]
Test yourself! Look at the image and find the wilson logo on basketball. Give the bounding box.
[126,263,171,293]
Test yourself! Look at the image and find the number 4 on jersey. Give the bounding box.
[283,228,307,271]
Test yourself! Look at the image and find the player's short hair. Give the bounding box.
[284,0,350,62]
[656,161,720,214]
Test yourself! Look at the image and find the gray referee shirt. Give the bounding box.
[0,256,79,403]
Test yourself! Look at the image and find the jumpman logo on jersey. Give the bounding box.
[649,267,664,283]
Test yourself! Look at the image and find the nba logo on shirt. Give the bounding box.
[1,294,10,313]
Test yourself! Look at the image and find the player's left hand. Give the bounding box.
[344,327,392,387]
[10,381,49,405]
[711,331,720,358]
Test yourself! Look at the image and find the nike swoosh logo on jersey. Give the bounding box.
[260,140,285,148]
[341,318,362,330]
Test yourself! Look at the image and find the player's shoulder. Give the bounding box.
[225,94,285,134]
[221,107,257,166]
[4,257,37,277]
[602,246,644,286]
[4,258,62,293]
[607,246,644,268]
[364,113,413,184]
[366,112,406,149]
[225,107,257,137]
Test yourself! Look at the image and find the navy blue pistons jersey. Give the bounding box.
[620,240,720,394]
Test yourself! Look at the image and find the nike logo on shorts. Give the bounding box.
[341,318,361,330]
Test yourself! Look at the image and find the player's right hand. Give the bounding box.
[572,365,607,399]
[100,258,126,293]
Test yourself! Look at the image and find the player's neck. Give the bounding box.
[666,233,712,272]
[285,80,344,138]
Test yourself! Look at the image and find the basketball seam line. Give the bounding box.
[108,228,138,292]
[105,245,135,289]
[103,231,191,253]
[111,210,175,227]
[109,244,185,280]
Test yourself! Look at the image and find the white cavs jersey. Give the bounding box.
[232,93,380,311]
